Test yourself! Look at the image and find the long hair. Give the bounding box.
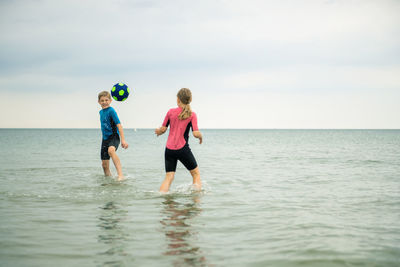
[177,88,192,120]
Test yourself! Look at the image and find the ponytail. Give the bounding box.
[177,88,192,120]
[179,104,192,120]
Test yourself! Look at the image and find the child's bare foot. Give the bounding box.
[117,176,125,181]
[192,183,201,191]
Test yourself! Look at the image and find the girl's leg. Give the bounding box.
[102,160,112,176]
[108,146,124,180]
[160,172,175,193]
[189,167,201,190]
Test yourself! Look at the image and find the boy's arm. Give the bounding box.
[117,124,129,149]
[155,126,167,136]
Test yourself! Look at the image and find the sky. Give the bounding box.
[0,0,399,129]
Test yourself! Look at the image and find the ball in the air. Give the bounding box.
[111,83,130,101]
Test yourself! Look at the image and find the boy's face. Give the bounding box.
[98,96,112,109]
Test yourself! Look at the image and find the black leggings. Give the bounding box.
[165,145,198,172]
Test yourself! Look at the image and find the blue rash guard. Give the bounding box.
[99,107,120,140]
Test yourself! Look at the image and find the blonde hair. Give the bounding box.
[177,88,192,120]
[98,91,111,101]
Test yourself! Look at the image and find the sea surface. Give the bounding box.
[0,129,399,267]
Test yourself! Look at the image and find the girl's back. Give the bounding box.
[162,107,198,150]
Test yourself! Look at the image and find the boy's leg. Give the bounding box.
[102,160,112,176]
[189,167,202,190]
[159,172,175,193]
[108,146,124,180]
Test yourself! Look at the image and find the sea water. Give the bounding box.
[0,129,399,266]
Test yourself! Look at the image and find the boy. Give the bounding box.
[98,91,128,180]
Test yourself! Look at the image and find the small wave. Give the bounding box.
[345,159,385,165]
[173,181,210,194]
[145,181,211,198]
[362,159,384,164]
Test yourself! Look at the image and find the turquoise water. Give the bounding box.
[1,129,400,266]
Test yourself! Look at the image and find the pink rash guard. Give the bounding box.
[162,107,199,150]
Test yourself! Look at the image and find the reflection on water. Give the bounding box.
[97,201,130,266]
[161,194,209,267]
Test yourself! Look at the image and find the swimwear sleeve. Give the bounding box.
[162,110,170,127]
[191,112,199,131]
[110,108,121,125]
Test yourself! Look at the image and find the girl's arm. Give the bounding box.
[193,131,203,144]
[117,124,129,149]
[155,126,168,136]
[156,110,170,136]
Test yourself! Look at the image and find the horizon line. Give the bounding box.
[1,128,400,130]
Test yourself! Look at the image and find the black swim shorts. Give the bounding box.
[165,145,198,172]
[100,134,120,160]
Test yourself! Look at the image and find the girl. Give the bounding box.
[155,88,203,193]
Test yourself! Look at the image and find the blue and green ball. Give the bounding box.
[111,83,130,101]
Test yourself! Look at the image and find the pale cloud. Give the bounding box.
[195,89,400,129]
[0,0,399,128]
[222,66,400,91]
